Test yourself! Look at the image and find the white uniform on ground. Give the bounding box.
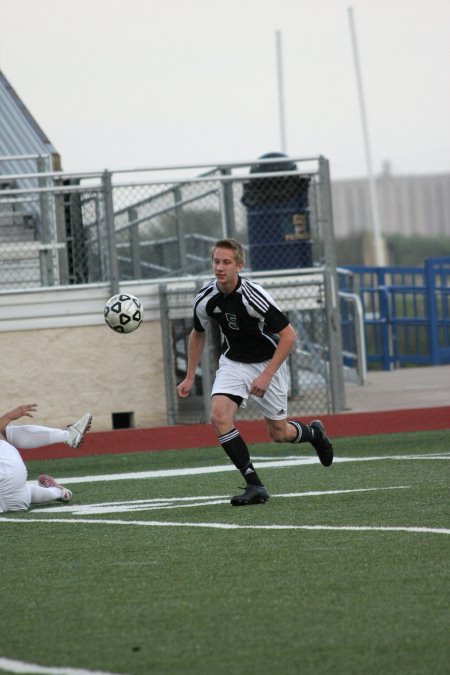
[0,405,91,513]
[0,425,70,513]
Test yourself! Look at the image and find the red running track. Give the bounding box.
[21,406,450,462]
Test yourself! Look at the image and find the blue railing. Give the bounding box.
[339,257,450,370]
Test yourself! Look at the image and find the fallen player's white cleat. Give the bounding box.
[38,474,73,502]
[66,413,92,448]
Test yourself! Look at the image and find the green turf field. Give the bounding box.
[1,430,449,675]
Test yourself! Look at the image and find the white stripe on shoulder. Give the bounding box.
[194,279,216,304]
[241,278,270,313]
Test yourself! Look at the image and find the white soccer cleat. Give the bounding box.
[59,487,73,502]
[38,474,73,502]
[66,412,92,448]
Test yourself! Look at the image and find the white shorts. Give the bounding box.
[0,439,31,512]
[211,354,289,420]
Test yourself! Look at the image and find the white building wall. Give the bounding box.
[331,172,450,238]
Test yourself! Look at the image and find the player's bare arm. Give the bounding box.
[176,329,207,397]
[0,404,38,437]
[250,324,297,397]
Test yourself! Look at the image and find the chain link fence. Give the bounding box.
[0,155,334,290]
[0,154,351,416]
[159,272,332,423]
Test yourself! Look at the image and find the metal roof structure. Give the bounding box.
[0,69,61,181]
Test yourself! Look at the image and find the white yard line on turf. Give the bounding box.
[251,452,450,460]
[29,452,450,486]
[0,516,448,535]
[0,656,126,675]
[31,486,411,514]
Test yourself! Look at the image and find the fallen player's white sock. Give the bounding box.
[30,485,62,504]
[6,425,69,449]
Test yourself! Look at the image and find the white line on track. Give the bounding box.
[0,656,126,675]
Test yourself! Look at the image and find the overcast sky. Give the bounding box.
[1,0,449,179]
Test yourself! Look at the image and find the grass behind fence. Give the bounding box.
[1,430,449,675]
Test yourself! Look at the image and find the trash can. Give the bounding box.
[241,152,313,270]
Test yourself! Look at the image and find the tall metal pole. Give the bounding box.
[275,29,287,153]
[319,156,346,412]
[348,6,386,266]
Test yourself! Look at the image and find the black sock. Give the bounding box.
[288,421,315,444]
[218,428,263,486]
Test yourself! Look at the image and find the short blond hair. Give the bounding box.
[211,238,245,266]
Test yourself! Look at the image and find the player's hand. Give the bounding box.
[6,404,38,421]
[177,379,193,398]
[250,373,272,397]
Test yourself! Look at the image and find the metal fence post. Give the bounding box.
[52,175,70,286]
[378,285,392,370]
[174,186,187,269]
[194,280,213,423]
[220,168,236,238]
[37,155,54,285]
[159,284,177,424]
[318,156,346,412]
[425,258,440,365]
[128,207,141,279]
[102,170,120,295]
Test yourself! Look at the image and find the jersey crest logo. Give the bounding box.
[225,313,239,330]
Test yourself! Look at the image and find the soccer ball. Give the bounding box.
[104,293,143,333]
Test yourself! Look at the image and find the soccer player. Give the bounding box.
[0,403,92,513]
[176,238,333,506]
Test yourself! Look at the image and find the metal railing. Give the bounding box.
[341,258,450,368]
[0,155,330,288]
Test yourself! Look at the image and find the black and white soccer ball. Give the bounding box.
[104,293,143,334]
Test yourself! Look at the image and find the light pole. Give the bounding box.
[348,6,386,266]
[275,29,287,154]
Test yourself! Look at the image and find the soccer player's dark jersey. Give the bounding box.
[193,276,290,363]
